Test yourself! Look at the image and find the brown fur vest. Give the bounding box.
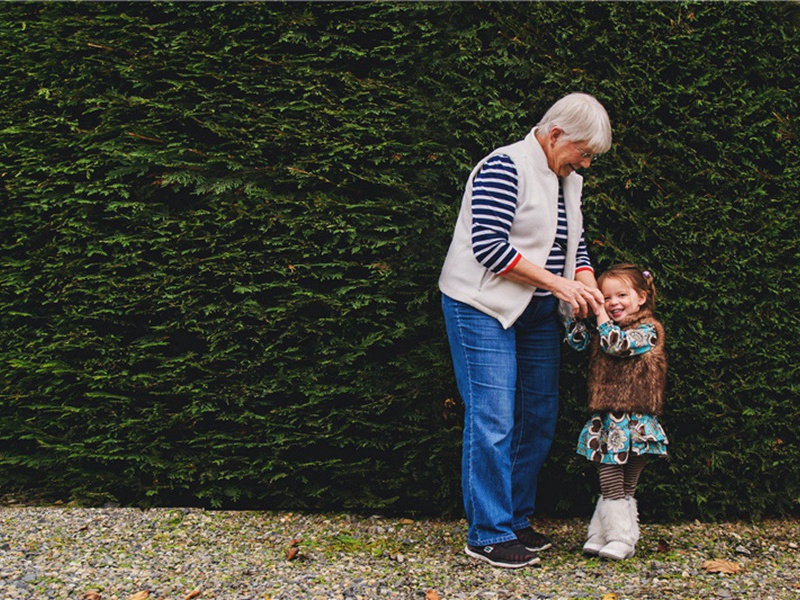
[587,309,667,416]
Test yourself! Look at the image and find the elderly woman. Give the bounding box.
[439,93,612,568]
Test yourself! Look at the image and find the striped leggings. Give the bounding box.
[597,454,647,500]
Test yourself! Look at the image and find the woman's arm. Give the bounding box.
[470,154,602,318]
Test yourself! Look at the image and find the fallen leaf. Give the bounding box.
[128,593,150,600]
[84,592,102,600]
[399,518,414,525]
[289,538,301,547]
[286,546,299,561]
[426,591,441,600]
[602,594,618,600]
[657,539,671,553]
[184,589,202,600]
[702,559,742,574]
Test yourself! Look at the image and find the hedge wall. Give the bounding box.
[1,2,798,520]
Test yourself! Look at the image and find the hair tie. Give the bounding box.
[642,270,652,279]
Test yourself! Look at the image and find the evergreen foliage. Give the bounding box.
[1,2,798,519]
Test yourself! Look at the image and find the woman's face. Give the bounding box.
[545,127,597,177]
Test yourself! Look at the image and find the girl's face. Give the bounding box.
[601,276,647,323]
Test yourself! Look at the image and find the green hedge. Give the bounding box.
[1,2,798,520]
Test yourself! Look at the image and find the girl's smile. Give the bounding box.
[601,276,647,323]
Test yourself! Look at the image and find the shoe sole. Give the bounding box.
[582,543,603,555]
[521,542,552,552]
[464,546,541,568]
[599,549,635,560]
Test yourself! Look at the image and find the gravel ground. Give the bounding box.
[0,506,798,600]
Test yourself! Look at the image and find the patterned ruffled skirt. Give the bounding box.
[577,411,668,465]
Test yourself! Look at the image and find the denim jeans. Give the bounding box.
[442,293,561,547]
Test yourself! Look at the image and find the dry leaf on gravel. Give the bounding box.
[702,559,742,574]
[602,594,619,600]
[426,590,441,600]
[128,592,150,600]
[84,592,102,600]
[286,546,299,561]
[184,589,202,599]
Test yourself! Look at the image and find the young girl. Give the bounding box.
[566,263,668,560]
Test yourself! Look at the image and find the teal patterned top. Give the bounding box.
[566,318,669,464]
[566,318,657,356]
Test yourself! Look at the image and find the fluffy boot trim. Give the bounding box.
[582,497,606,555]
[626,496,640,546]
[598,498,636,560]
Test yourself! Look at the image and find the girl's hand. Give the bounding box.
[595,302,610,325]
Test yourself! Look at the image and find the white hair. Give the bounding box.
[537,93,612,154]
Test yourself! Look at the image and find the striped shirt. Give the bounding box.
[471,154,593,298]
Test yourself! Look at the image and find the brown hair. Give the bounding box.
[597,263,657,313]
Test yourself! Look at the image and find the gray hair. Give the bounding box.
[537,93,612,154]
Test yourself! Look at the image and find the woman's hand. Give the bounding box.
[550,277,603,318]
[500,257,603,318]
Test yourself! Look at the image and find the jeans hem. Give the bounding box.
[511,519,533,532]
[467,533,518,548]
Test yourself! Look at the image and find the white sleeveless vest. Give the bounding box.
[438,128,585,329]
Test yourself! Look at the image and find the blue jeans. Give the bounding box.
[442,293,561,547]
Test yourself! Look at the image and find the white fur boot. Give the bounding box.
[598,497,637,560]
[582,497,606,555]
[626,496,640,548]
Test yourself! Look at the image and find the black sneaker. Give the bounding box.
[514,527,553,552]
[464,539,541,568]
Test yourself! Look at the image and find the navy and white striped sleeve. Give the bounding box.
[575,231,594,275]
[470,154,522,274]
